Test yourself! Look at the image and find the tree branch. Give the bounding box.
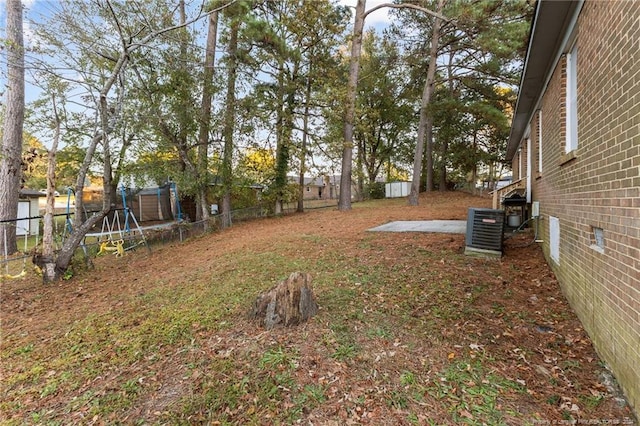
[363,2,453,24]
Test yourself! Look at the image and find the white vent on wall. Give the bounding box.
[591,227,605,254]
[549,216,560,263]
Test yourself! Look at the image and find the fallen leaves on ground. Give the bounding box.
[1,192,636,425]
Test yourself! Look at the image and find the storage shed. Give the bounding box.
[385,181,411,198]
[17,190,44,236]
[133,185,173,222]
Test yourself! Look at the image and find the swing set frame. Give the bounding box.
[83,186,149,257]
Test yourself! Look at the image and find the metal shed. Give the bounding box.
[133,185,173,222]
[17,190,44,236]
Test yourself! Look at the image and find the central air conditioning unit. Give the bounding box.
[464,208,505,257]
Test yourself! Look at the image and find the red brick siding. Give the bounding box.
[515,1,640,411]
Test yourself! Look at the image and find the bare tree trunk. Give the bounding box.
[356,139,365,201]
[425,115,434,191]
[471,128,478,194]
[274,63,286,216]
[338,1,451,209]
[40,96,62,282]
[221,20,239,228]
[275,53,299,215]
[439,50,456,193]
[297,66,313,213]
[197,10,218,224]
[338,0,366,211]
[0,0,25,256]
[179,0,208,225]
[408,0,445,206]
[275,68,285,216]
[439,138,448,191]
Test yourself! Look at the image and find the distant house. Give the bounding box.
[178,180,264,221]
[504,1,639,413]
[290,175,339,200]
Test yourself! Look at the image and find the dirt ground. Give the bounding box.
[1,191,637,425]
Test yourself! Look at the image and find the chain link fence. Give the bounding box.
[1,200,338,280]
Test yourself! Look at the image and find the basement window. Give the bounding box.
[591,227,605,254]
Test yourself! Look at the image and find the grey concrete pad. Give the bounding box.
[368,220,467,234]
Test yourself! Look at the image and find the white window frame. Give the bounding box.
[526,137,532,203]
[518,148,523,180]
[565,42,578,153]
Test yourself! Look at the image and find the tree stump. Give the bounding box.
[249,272,319,329]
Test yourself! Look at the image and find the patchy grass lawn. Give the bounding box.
[1,192,636,425]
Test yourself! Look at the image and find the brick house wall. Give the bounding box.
[509,1,639,413]
[302,183,322,200]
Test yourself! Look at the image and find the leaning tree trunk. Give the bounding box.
[0,0,25,256]
[36,2,235,281]
[40,66,123,281]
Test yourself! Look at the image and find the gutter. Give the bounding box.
[506,0,583,162]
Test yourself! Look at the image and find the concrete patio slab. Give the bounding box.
[368,220,467,234]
